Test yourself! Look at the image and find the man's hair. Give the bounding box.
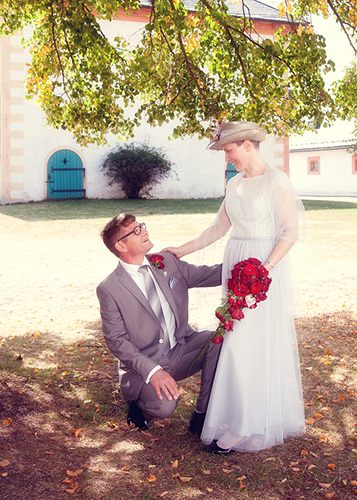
[100,213,136,257]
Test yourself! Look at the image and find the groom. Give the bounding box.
[97,213,222,435]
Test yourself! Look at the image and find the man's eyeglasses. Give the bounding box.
[117,222,146,242]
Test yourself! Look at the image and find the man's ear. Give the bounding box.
[115,241,127,254]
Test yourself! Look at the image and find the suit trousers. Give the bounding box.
[136,330,221,421]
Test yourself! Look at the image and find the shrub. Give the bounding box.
[101,142,173,199]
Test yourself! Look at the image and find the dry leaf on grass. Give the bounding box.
[325,493,335,499]
[314,413,324,420]
[0,460,10,467]
[2,418,13,426]
[147,474,156,482]
[306,417,315,425]
[72,428,81,437]
[158,492,169,498]
[171,460,178,468]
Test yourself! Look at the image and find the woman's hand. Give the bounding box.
[161,246,185,259]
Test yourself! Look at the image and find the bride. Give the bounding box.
[164,122,306,453]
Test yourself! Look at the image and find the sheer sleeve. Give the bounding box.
[274,170,306,244]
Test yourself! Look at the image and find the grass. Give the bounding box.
[1,197,357,222]
[0,198,356,500]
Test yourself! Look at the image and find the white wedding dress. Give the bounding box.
[201,166,306,452]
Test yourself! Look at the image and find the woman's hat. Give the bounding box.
[207,121,267,150]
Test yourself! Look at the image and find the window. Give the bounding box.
[353,156,357,175]
[308,156,320,175]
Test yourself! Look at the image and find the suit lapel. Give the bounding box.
[115,263,156,318]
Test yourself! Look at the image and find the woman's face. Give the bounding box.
[222,142,245,171]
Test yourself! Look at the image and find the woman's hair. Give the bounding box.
[235,140,260,149]
[100,213,136,257]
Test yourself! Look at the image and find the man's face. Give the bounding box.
[115,221,153,262]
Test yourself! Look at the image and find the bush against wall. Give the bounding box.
[102,142,173,199]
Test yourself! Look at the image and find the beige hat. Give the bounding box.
[207,121,266,150]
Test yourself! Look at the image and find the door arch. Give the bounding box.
[46,149,85,199]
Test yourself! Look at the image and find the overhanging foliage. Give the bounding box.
[0,0,356,146]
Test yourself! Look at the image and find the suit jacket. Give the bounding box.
[96,251,222,400]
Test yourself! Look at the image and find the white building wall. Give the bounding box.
[290,148,357,196]
[1,18,284,204]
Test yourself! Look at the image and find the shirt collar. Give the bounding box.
[119,256,150,277]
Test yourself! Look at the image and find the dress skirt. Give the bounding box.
[200,236,306,452]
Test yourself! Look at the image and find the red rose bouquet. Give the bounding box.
[212,257,272,343]
[149,254,165,269]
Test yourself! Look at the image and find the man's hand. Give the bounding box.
[149,370,180,401]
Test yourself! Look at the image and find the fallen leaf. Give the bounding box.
[158,492,169,498]
[44,451,55,454]
[263,457,276,462]
[17,388,23,394]
[238,479,246,490]
[319,483,332,488]
[1,472,8,477]
[64,482,78,494]
[206,488,213,493]
[201,469,211,475]
[89,468,103,473]
[290,462,299,466]
[308,464,317,470]
[291,467,300,472]
[314,413,324,420]
[351,480,357,486]
[179,476,192,482]
[237,476,247,481]
[147,474,157,482]
[222,468,233,474]
[325,493,334,499]
[0,460,10,467]
[2,418,13,427]
[73,428,81,437]
[327,464,336,469]
[60,411,72,419]
[171,460,178,468]
[300,450,309,456]
[306,417,315,425]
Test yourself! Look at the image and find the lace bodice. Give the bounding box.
[225,171,277,239]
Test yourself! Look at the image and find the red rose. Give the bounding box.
[215,312,225,323]
[231,308,244,320]
[249,257,262,267]
[257,292,267,301]
[258,266,269,277]
[223,320,234,331]
[213,334,224,344]
[149,254,164,269]
[243,264,259,277]
[250,279,263,295]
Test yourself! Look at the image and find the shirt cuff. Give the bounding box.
[145,365,162,384]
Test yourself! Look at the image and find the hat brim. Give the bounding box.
[208,129,266,150]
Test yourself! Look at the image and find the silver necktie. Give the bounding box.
[139,265,170,355]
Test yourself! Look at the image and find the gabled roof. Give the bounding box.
[140,0,290,23]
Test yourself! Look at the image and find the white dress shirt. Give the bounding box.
[119,257,176,383]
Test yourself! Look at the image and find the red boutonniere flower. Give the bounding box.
[212,257,272,344]
[149,254,165,270]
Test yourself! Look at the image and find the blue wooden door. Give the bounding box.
[225,162,237,184]
[46,150,85,199]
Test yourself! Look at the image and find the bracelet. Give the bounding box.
[267,260,275,268]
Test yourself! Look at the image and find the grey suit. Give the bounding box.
[97,251,222,420]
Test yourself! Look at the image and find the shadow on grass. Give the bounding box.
[0,310,356,500]
[1,198,356,222]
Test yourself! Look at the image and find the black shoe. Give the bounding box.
[127,401,148,430]
[188,411,206,435]
[203,440,233,455]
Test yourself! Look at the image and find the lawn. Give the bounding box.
[0,199,356,500]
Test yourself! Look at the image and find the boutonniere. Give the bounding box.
[149,254,165,270]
